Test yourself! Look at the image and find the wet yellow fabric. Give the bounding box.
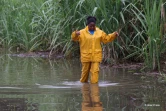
[71,26,117,83]
[71,26,117,62]
[80,62,99,83]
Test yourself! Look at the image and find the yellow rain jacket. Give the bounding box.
[71,26,117,62]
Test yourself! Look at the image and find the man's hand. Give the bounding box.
[75,31,80,36]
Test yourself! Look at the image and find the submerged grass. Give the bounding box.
[0,0,166,71]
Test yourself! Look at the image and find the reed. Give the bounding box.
[0,0,166,70]
[126,0,166,70]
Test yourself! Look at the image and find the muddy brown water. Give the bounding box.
[0,52,166,111]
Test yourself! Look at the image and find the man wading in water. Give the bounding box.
[71,16,119,83]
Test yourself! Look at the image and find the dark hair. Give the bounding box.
[86,16,97,25]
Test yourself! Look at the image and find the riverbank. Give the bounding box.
[7,51,166,74]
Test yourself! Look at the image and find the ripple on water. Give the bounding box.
[36,81,119,89]
[0,87,23,89]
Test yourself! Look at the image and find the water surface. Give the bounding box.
[0,53,165,111]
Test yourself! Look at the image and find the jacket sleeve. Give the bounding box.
[101,31,117,44]
[71,31,80,42]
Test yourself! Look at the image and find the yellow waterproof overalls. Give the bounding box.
[71,26,117,83]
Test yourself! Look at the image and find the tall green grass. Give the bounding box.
[144,0,164,70]
[0,0,61,51]
[0,0,166,70]
[125,0,166,70]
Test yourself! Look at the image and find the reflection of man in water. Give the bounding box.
[81,83,103,111]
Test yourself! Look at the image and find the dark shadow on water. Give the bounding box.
[0,98,27,111]
[0,98,39,111]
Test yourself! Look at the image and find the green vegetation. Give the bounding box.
[0,0,166,70]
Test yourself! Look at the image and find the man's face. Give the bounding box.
[88,22,95,31]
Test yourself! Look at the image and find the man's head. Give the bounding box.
[87,16,97,31]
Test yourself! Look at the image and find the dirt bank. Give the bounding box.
[8,51,166,73]
[9,51,64,59]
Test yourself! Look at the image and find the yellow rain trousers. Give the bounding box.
[71,26,117,83]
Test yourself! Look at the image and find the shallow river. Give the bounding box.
[0,53,165,111]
